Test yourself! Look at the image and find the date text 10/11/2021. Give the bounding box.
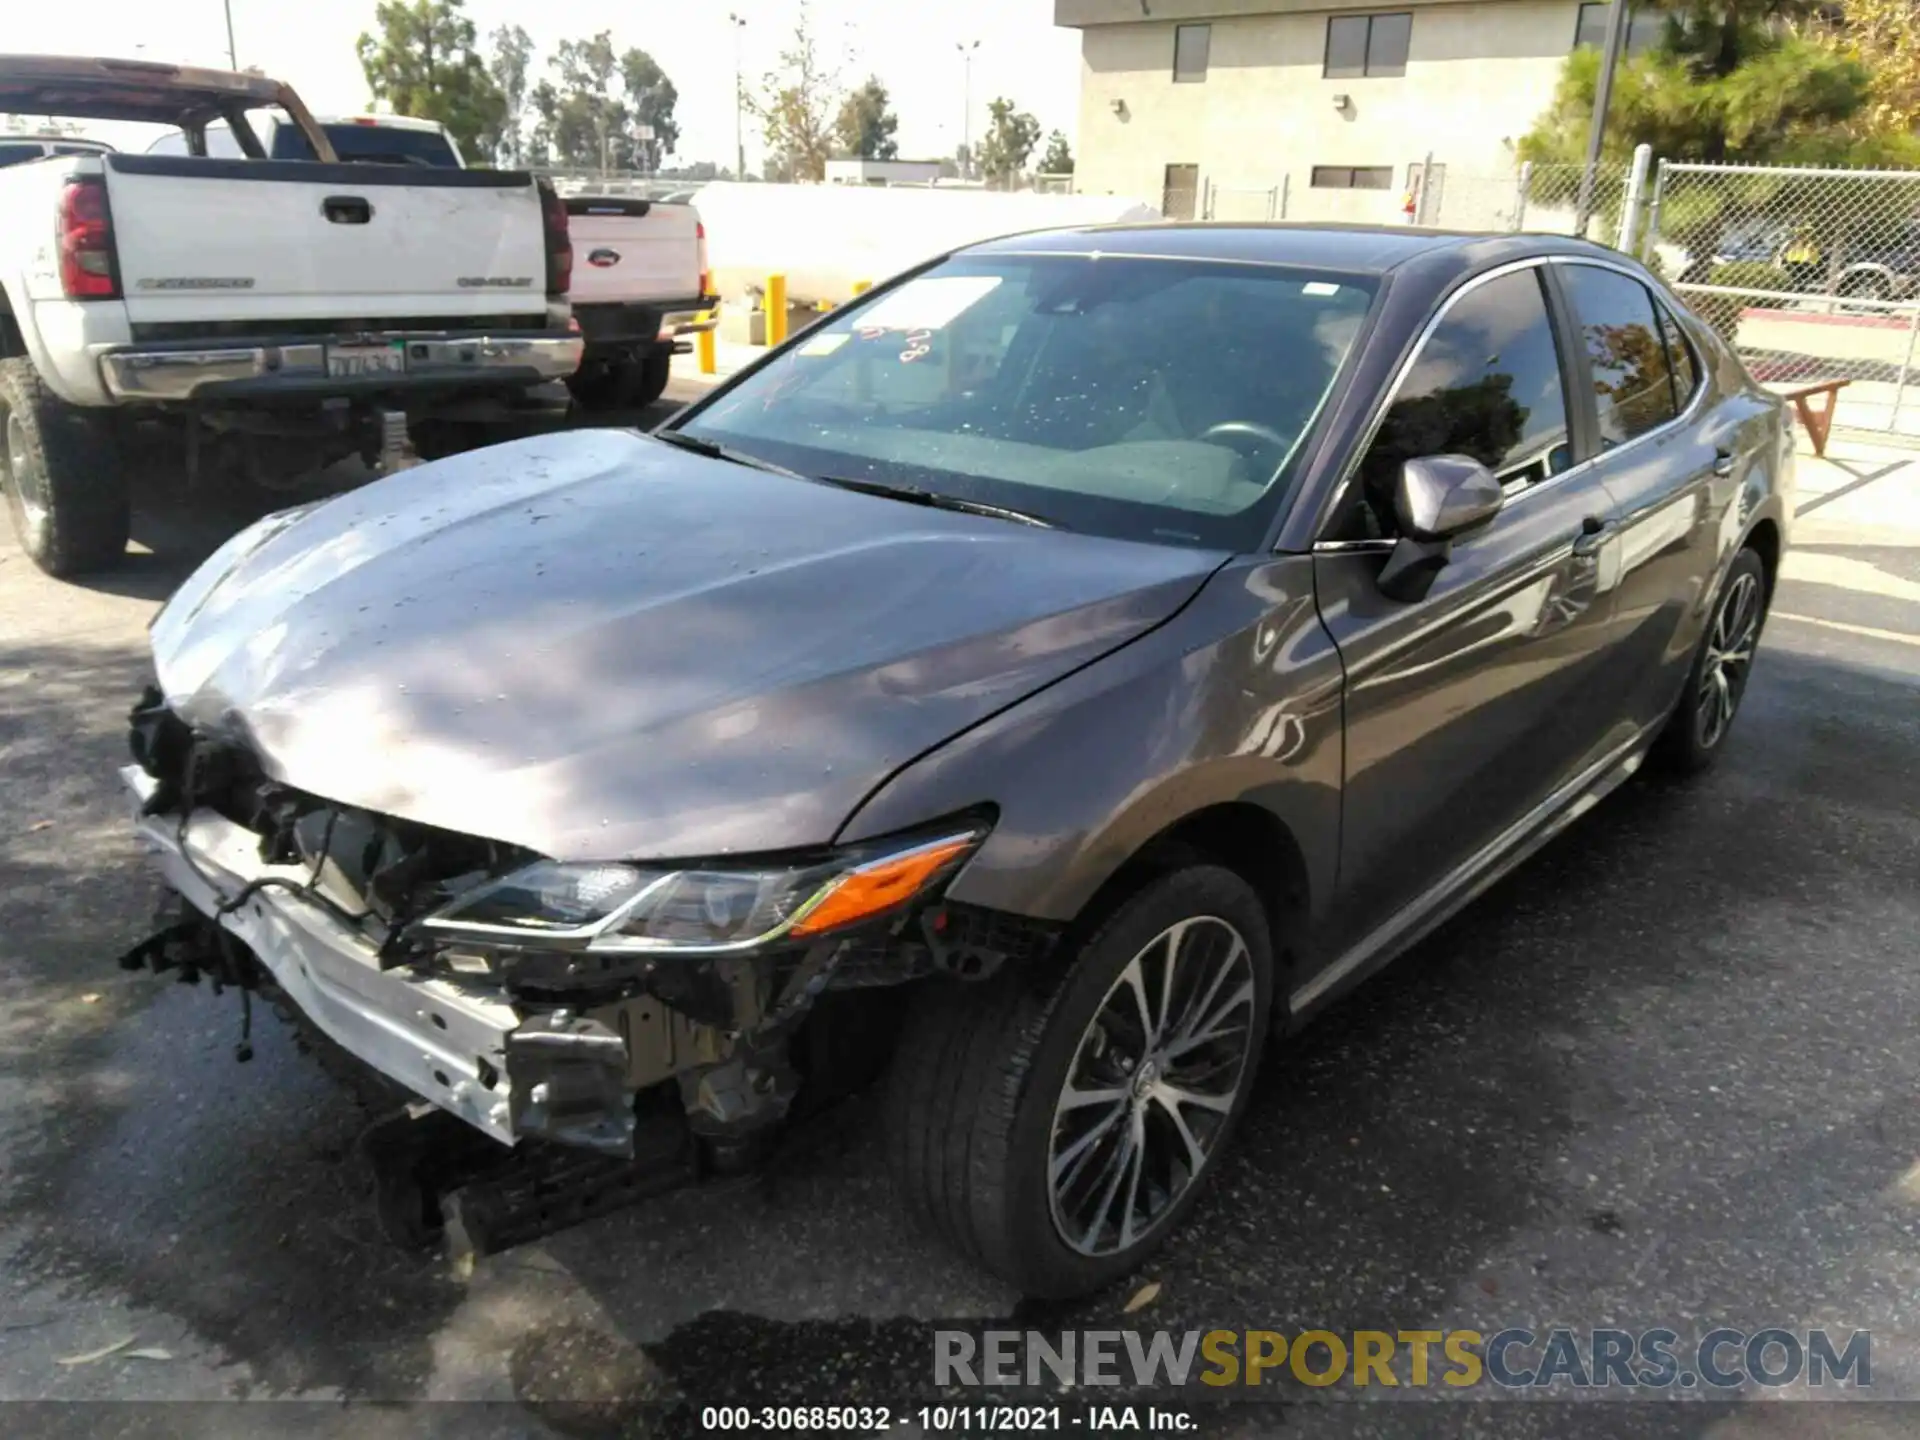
[698,1405,1195,1432]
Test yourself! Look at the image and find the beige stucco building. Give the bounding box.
[1056,0,1616,225]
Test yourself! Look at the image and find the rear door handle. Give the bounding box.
[322,195,372,225]
[1712,447,1736,477]
[1571,513,1614,557]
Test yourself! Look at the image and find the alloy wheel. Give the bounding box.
[1697,569,1761,748]
[1047,916,1257,1257]
[2,409,48,553]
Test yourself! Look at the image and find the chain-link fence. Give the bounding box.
[1203,180,1287,221]
[1648,163,1920,435]
[1419,163,1630,239]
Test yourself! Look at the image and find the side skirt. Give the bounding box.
[1287,724,1657,1024]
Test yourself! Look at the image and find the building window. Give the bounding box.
[1324,12,1412,79]
[1311,165,1395,190]
[1573,3,1663,55]
[1173,23,1211,82]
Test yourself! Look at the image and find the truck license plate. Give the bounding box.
[326,343,408,379]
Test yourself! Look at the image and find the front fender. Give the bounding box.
[835,555,1346,931]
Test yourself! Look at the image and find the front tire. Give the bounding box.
[0,359,129,577]
[885,866,1274,1297]
[1655,546,1769,774]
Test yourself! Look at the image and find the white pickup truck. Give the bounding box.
[0,55,582,578]
[152,112,717,411]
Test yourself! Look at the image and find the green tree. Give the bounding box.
[1811,0,1920,137]
[1040,129,1074,175]
[1519,1,1920,270]
[483,23,534,164]
[976,98,1040,187]
[748,4,843,182]
[621,48,680,170]
[354,0,505,160]
[833,76,899,160]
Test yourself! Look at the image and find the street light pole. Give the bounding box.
[729,13,748,181]
[224,0,238,69]
[957,40,978,179]
[1574,0,1629,237]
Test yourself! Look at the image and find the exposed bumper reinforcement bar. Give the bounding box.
[121,763,527,1144]
[99,330,585,403]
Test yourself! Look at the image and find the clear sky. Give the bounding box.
[6,0,1084,167]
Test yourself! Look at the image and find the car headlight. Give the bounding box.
[417,827,984,955]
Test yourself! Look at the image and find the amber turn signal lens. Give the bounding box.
[789,835,977,937]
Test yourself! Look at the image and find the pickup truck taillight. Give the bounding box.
[538,181,572,298]
[698,220,712,299]
[58,177,119,300]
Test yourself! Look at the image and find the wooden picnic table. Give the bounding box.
[1763,377,1850,458]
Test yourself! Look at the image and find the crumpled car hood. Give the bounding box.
[152,429,1224,861]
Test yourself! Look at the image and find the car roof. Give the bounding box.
[960,222,1615,277]
[309,113,450,134]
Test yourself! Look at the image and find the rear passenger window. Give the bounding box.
[1353,267,1571,536]
[1559,264,1678,446]
[1656,301,1700,409]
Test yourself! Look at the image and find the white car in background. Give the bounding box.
[156,113,719,411]
[0,133,115,167]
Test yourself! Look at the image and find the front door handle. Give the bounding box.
[1571,514,1614,557]
[1712,447,1736,477]
[322,195,372,225]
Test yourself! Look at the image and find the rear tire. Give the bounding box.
[0,359,129,577]
[566,351,672,413]
[884,866,1274,1297]
[1654,546,1768,775]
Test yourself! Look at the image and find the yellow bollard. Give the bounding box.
[697,327,717,375]
[766,273,788,347]
[852,278,872,296]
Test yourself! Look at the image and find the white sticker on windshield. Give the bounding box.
[798,332,850,356]
[1302,282,1342,296]
[855,276,1002,332]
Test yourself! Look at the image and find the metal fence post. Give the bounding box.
[1266,185,1278,221]
[1279,173,1290,220]
[1202,177,1214,220]
[1417,152,1435,224]
[1618,143,1652,254]
[1893,303,1920,431]
[1639,159,1666,265]
[1514,161,1533,231]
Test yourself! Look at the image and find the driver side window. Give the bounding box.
[1350,267,1572,539]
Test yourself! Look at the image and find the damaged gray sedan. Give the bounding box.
[121,225,1790,1297]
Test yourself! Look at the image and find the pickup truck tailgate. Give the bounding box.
[566,196,702,306]
[104,154,550,326]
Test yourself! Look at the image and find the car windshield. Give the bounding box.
[673,253,1376,549]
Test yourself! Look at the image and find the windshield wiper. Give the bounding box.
[649,429,806,479]
[813,475,1060,529]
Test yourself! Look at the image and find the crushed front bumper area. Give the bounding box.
[123,764,530,1144]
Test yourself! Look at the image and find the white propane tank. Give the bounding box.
[691,183,1164,308]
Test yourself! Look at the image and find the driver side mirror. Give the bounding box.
[1376,455,1505,602]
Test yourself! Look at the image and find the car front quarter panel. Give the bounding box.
[836,555,1345,943]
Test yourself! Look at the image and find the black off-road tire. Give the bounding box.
[0,358,130,576]
[1654,546,1769,775]
[566,351,672,413]
[883,865,1275,1298]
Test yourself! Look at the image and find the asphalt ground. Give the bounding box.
[2,399,1918,1440]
